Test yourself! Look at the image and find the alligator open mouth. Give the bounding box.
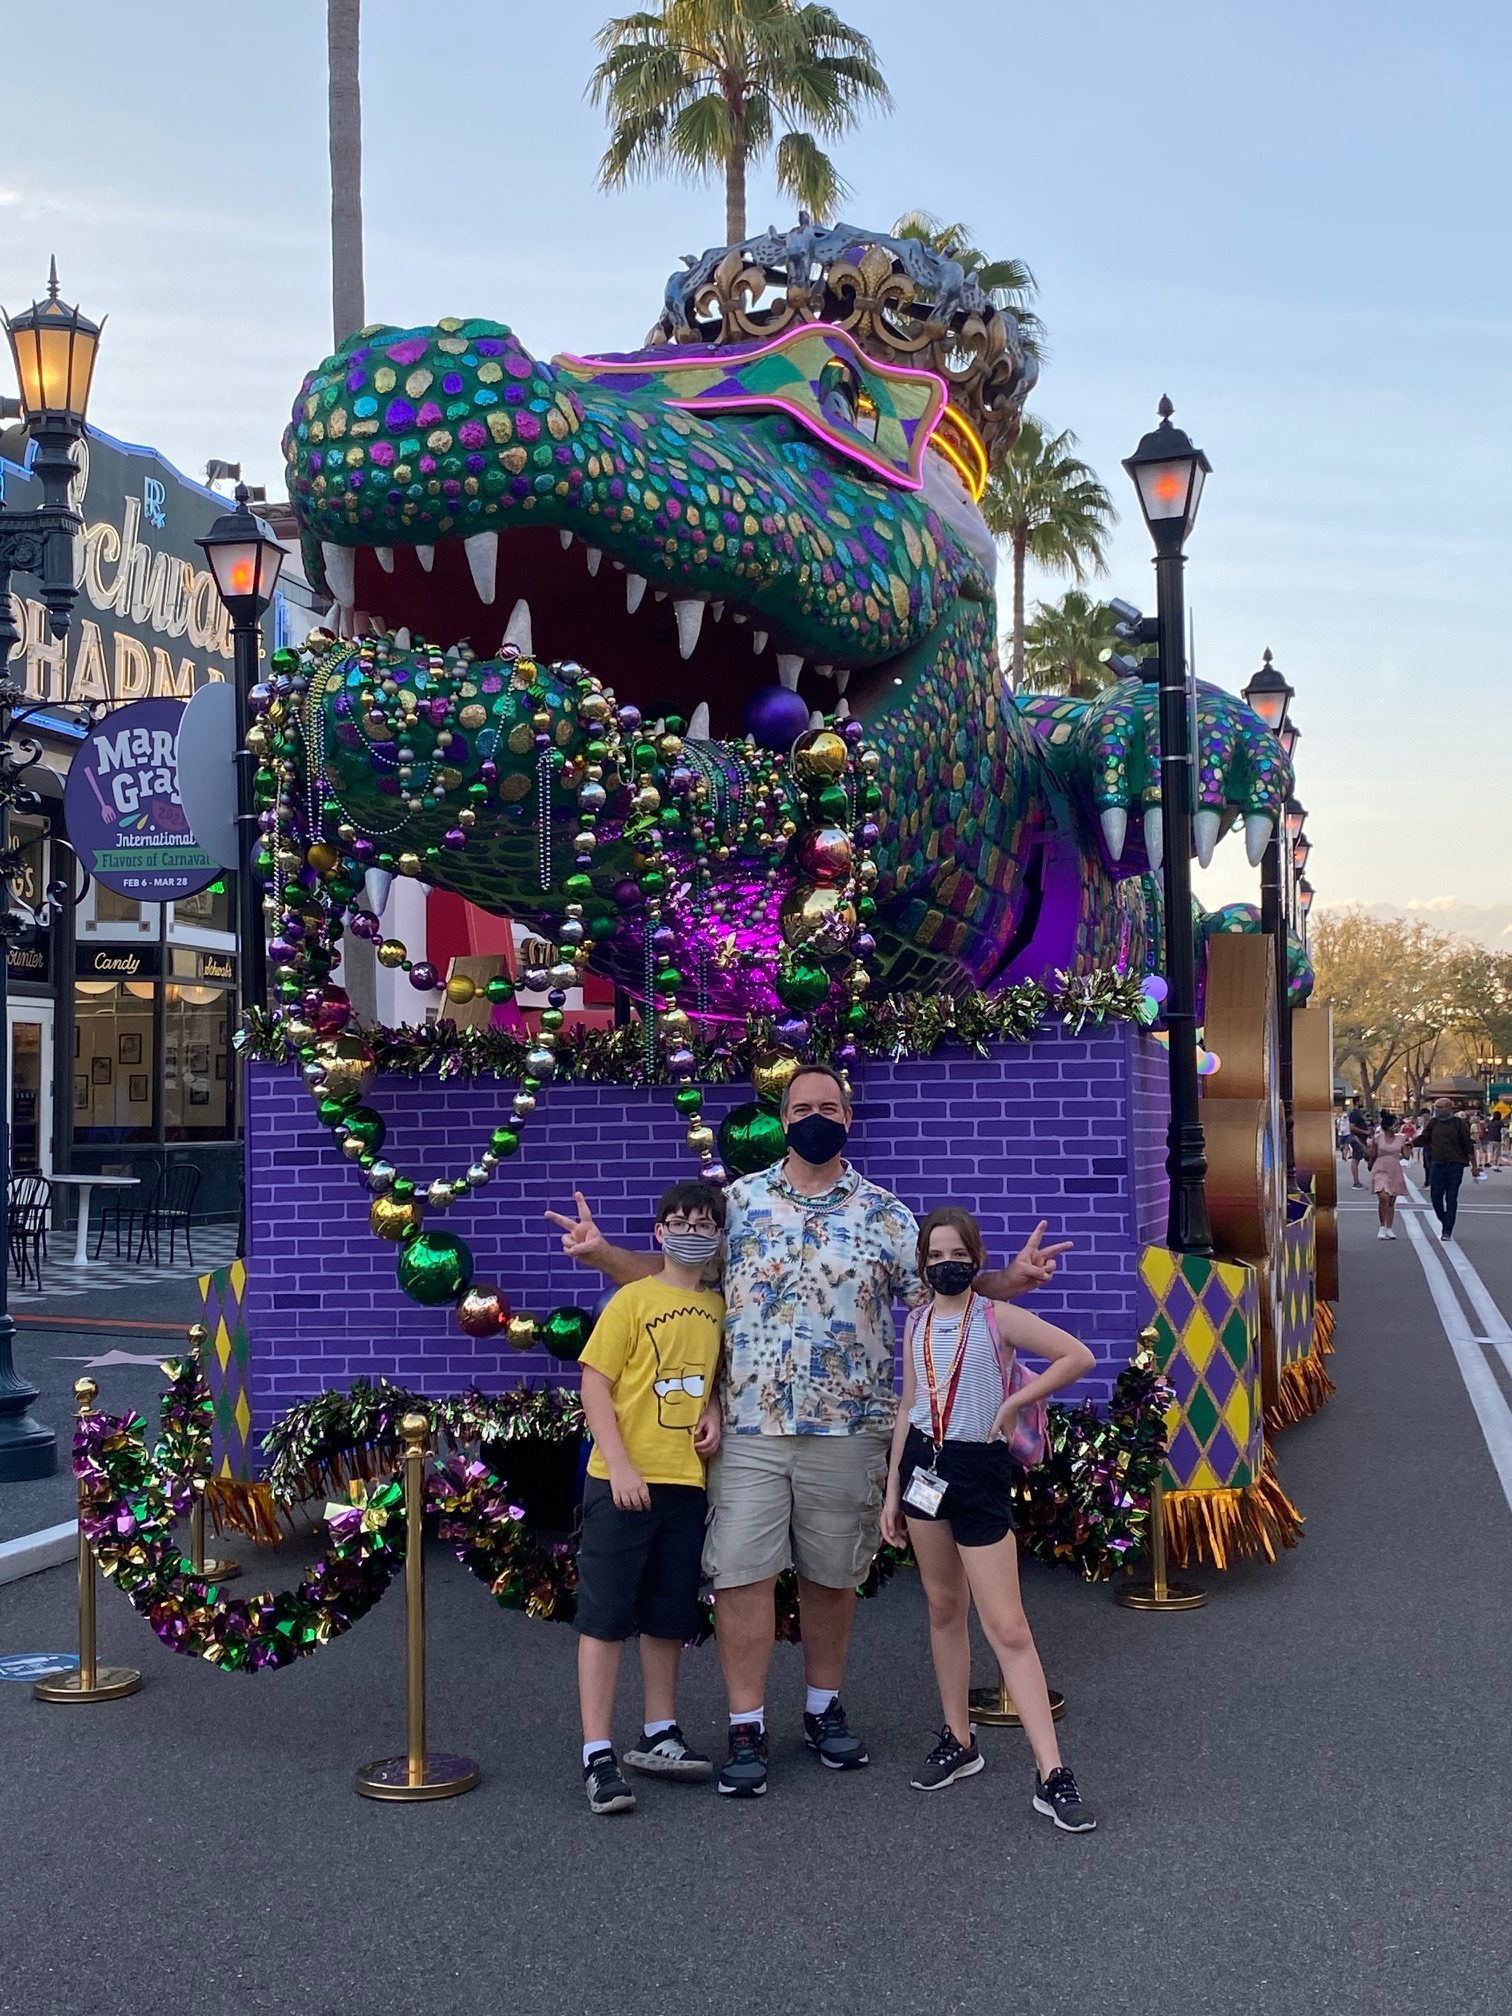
[320,526,905,742]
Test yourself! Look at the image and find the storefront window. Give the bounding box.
[74,984,156,1143]
[173,882,232,932]
[95,886,145,925]
[163,985,232,1140]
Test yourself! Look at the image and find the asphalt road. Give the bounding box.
[2,1190,1511,2016]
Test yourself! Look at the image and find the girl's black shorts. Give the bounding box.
[898,1424,1016,1548]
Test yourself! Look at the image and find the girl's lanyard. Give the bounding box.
[921,1293,976,1454]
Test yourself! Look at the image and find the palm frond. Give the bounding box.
[774,128,847,219]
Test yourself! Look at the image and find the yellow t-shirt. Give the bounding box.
[581,1276,725,1488]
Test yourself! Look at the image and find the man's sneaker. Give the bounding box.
[1032,1766,1097,1832]
[910,1727,985,1791]
[717,1721,769,1798]
[624,1724,713,1780]
[803,1696,869,1771]
[583,1749,636,1815]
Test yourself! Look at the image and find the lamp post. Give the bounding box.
[1241,657,1300,1179]
[1124,398,1214,1254]
[197,487,284,1024]
[0,264,104,1482]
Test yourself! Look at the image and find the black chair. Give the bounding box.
[135,1163,201,1267]
[90,1159,159,1261]
[8,1174,53,1289]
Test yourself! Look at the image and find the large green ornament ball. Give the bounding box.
[775,958,830,1011]
[540,1305,595,1361]
[719,1101,788,1176]
[397,1230,475,1306]
[342,1105,387,1155]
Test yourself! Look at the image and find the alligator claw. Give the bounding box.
[1100,806,1128,862]
[1245,813,1273,866]
[1143,805,1165,873]
[1193,808,1221,868]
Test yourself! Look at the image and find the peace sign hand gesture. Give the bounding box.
[544,1191,607,1268]
[1005,1220,1073,1296]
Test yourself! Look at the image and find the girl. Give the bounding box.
[882,1207,1098,1831]
[1369,1111,1408,1238]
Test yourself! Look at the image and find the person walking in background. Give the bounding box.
[1421,1099,1475,1241]
[1346,1095,1372,1189]
[1368,1113,1408,1240]
[1416,1109,1435,1186]
[1488,1109,1505,1171]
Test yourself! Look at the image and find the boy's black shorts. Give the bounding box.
[574,1478,707,1642]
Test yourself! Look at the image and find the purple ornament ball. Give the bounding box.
[409,961,439,991]
[744,684,812,752]
[774,1014,811,1048]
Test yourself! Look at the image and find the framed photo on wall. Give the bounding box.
[91,1056,112,1087]
[128,1074,149,1103]
[189,1084,210,1107]
[118,1032,143,1065]
[188,1044,211,1077]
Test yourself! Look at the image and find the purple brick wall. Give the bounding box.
[247,1021,1170,1436]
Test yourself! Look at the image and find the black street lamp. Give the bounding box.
[1124,397,1214,1255]
[1242,655,1301,1179]
[197,486,284,1023]
[0,263,104,1483]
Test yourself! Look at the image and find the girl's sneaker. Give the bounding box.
[624,1724,713,1779]
[583,1748,636,1815]
[910,1727,985,1791]
[1033,1766,1097,1832]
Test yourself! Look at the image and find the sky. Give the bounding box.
[2,0,1508,937]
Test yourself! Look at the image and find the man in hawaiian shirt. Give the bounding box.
[547,1063,1069,1799]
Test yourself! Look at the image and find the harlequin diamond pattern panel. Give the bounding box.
[1279,1202,1317,1367]
[1139,1246,1262,1492]
[198,1260,253,1482]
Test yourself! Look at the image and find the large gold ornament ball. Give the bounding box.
[445,974,477,1004]
[377,939,408,969]
[306,841,340,876]
[751,1050,800,1104]
[317,1034,377,1103]
[282,1015,317,1051]
[507,1313,540,1350]
[369,1194,424,1242]
[779,883,857,954]
[791,728,848,785]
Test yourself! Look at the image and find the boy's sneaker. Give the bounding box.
[1032,1766,1097,1832]
[717,1721,769,1798]
[624,1724,713,1780]
[803,1696,869,1770]
[910,1727,985,1791]
[583,1748,636,1815]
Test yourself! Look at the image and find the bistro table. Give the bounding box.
[47,1173,141,1267]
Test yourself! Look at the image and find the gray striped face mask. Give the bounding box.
[660,1229,722,1266]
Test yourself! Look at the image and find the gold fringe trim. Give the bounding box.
[204,1478,284,1546]
[1263,1339,1338,1432]
[1164,1451,1304,1570]
[1314,1302,1336,1356]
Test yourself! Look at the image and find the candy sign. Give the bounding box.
[63,697,217,900]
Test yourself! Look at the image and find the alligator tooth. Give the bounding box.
[415,544,435,572]
[1193,809,1221,869]
[321,542,356,606]
[674,599,705,660]
[834,699,851,721]
[1244,812,1274,866]
[612,559,626,572]
[688,702,711,740]
[393,626,411,650]
[815,663,834,680]
[751,630,768,655]
[374,546,395,574]
[1099,807,1128,862]
[585,547,603,577]
[809,709,825,730]
[363,868,394,917]
[833,669,850,694]
[710,601,725,621]
[731,610,748,624]
[503,598,534,656]
[625,573,647,614]
[324,601,343,631]
[463,531,498,606]
[654,589,668,601]
[776,653,803,690]
[1143,806,1165,873]
[559,530,574,550]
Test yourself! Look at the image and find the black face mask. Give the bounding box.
[925,1260,976,1297]
[785,1113,849,1166]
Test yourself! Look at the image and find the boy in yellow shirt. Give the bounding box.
[576,1180,725,1814]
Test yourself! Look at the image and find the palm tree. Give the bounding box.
[1019,591,1123,699]
[981,418,1116,689]
[891,210,1043,354]
[589,0,892,244]
[327,0,365,343]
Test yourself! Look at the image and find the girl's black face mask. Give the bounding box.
[785,1113,849,1165]
[925,1260,976,1297]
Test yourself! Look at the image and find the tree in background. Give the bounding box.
[1019,590,1124,698]
[327,0,364,345]
[981,420,1116,689]
[890,211,1043,355]
[590,0,892,243]
[1311,908,1459,1109]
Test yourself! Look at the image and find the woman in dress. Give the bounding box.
[1370,1111,1409,1239]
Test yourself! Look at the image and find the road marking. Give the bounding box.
[1401,1211,1512,1517]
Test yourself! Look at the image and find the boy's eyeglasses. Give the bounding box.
[662,1217,719,1234]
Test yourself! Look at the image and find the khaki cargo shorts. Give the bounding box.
[702,1432,889,1590]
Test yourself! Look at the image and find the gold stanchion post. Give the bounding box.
[968,1676,1067,1728]
[1115,1471,1208,1611]
[355,1412,479,1801]
[186,1321,240,1581]
[34,1379,143,1703]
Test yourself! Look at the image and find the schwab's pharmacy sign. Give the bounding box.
[63,698,216,900]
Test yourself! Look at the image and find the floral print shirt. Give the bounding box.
[719,1161,925,1436]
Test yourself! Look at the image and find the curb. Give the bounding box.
[0,1522,78,1586]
